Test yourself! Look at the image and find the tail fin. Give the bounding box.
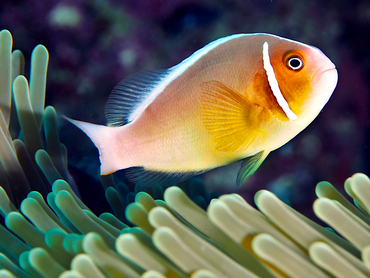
[62,116,124,175]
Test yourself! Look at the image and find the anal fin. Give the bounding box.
[125,167,202,188]
[237,150,269,186]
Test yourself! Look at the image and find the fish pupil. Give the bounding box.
[287,57,303,70]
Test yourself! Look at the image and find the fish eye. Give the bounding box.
[286,56,304,71]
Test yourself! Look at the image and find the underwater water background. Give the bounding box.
[1,0,370,218]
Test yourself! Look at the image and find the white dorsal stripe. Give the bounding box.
[128,34,247,123]
[262,42,297,121]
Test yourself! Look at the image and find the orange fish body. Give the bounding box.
[66,34,338,186]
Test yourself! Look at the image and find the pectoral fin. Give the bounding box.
[200,81,266,153]
[237,150,269,186]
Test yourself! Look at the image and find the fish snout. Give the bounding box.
[313,64,338,90]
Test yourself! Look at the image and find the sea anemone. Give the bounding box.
[1,29,370,278]
[1,174,370,277]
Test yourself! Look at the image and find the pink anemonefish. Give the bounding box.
[64,33,338,186]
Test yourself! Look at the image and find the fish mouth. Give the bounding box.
[309,63,338,109]
[313,64,338,89]
[321,67,337,74]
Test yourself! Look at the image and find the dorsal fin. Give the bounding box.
[105,69,169,127]
[104,34,251,127]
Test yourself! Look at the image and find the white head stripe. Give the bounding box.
[262,42,297,121]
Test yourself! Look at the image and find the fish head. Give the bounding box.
[266,37,338,120]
